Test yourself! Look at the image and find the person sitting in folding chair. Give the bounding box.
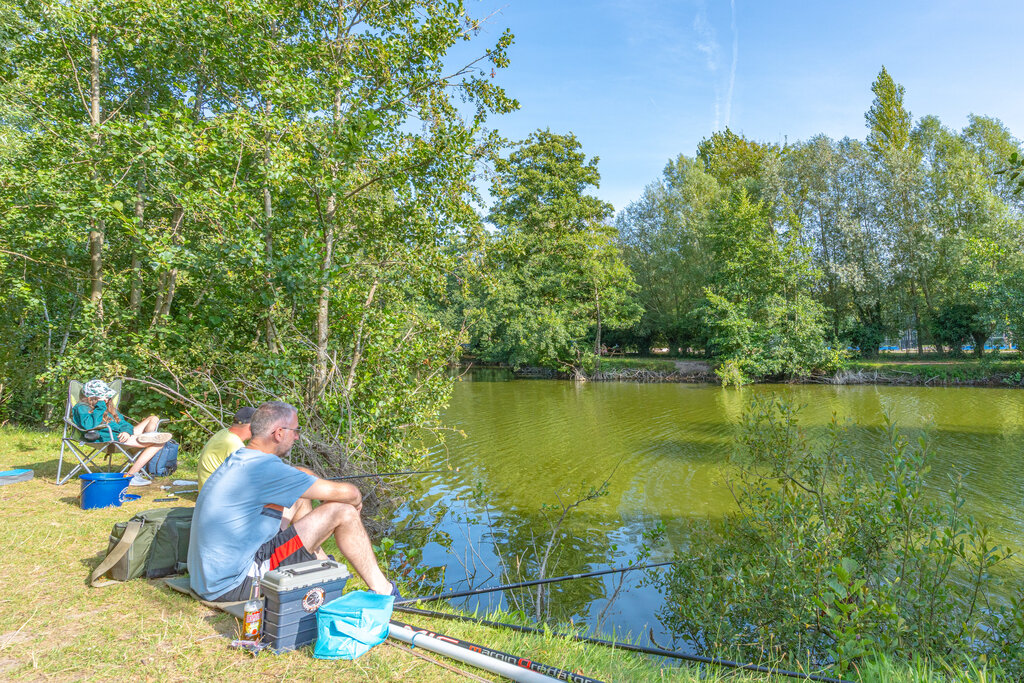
[71,380,172,486]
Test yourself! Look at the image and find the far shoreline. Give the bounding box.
[459,355,1024,388]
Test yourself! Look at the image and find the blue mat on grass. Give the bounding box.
[0,469,33,485]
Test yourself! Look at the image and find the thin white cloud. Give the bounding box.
[604,0,692,66]
[693,1,721,129]
[724,0,738,128]
[601,0,741,133]
[693,7,720,72]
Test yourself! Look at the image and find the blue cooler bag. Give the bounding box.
[313,591,394,660]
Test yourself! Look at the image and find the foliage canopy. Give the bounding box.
[0,0,516,470]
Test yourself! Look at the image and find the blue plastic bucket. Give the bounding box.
[79,472,132,510]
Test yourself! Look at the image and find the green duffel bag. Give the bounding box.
[90,507,193,587]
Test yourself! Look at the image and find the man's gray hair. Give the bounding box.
[249,401,298,438]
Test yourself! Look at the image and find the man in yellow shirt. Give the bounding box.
[197,407,256,489]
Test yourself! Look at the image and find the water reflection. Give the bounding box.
[391,378,1024,643]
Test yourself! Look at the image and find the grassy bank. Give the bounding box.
[595,356,682,372]
[0,426,996,681]
[591,354,1024,386]
[846,355,1024,385]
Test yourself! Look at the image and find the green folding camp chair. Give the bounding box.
[57,379,143,485]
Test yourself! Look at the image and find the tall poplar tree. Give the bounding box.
[865,66,929,351]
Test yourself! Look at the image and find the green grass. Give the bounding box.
[847,356,1024,383]
[0,425,1003,681]
[871,351,1019,361]
[597,356,683,372]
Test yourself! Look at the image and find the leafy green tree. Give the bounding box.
[0,0,517,471]
[913,116,1023,356]
[964,116,1023,206]
[865,66,931,353]
[929,304,983,355]
[696,127,780,199]
[997,151,1024,196]
[998,268,1024,354]
[783,135,894,350]
[616,155,720,353]
[472,130,639,374]
[614,69,1023,368]
[699,190,835,382]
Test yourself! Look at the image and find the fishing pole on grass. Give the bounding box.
[393,605,854,683]
[328,469,450,481]
[396,560,673,605]
[390,619,604,683]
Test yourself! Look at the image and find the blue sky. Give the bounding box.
[459,0,1024,211]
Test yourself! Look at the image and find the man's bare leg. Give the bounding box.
[281,498,328,559]
[284,498,314,525]
[292,502,391,594]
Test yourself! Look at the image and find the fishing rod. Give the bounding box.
[390,619,604,683]
[328,469,449,481]
[397,560,673,605]
[393,605,853,683]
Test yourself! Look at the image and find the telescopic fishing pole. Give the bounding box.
[390,620,604,683]
[328,469,448,481]
[397,560,673,605]
[393,605,854,683]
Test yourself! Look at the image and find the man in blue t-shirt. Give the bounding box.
[187,401,398,601]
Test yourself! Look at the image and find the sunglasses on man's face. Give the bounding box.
[278,426,302,434]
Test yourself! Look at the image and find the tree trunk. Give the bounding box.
[130,85,151,317]
[263,139,280,353]
[160,269,177,317]
[592,278,602,371]
[88,30,104,318]
[160,207,183,317]
[152,273,166,323]
[130,173,144,315]
[192,73,205,121]
[919,269,936,319]
[151,207,183,324]
[313,28,345,395]
[973,331,987,359]
[818,209,840,339]
[911,284,924,355]
[313,198,336,394]
[345,279,379,395]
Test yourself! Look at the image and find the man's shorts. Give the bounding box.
[211,526,317,602]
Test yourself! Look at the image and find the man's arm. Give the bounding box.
[299,472,362,508]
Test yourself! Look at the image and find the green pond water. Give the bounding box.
[392,372,1024,641]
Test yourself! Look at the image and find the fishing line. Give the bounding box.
[327,469,447,481]
[397,561,673,605]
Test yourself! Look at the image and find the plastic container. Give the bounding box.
[0,469,33,486]
[79,472,132,509]
[260,559,351,653]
